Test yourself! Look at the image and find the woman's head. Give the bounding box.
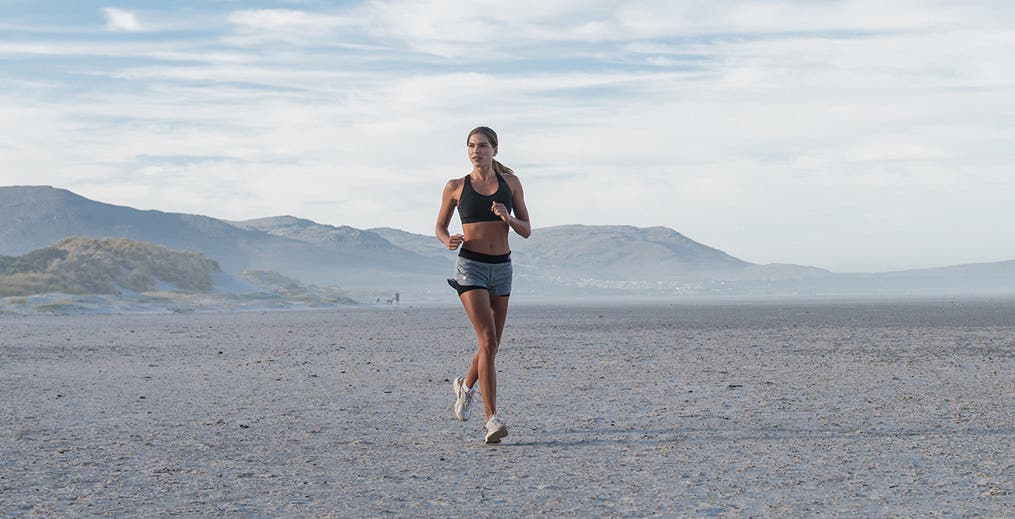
[467,126,513,175]
[468,126,499,149]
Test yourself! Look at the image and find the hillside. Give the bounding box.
[239,270,357,305]
[511,225,751,280]
[2,187,764,292]
[369,227,449,260]
[0,186,445,288]
[369,225,763,280]
[229,216,450,287]
[236,216,397,251]
[0,186,273,270]
[4,186,1014,297]
[0,237,219,297]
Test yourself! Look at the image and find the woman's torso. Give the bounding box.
[457,172,513,255]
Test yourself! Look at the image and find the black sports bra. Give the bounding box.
[458,172,513,224]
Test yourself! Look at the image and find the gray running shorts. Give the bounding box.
[448,251,512,297]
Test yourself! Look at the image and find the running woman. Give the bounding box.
[435,126,531,444]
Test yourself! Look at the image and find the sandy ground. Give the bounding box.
[2,299,1013,517]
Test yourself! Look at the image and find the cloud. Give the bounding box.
[225,9,358,45]
[103,7,142,32]
[357,0,620,57]
[360,0,1015,59]
[228,9,341,31]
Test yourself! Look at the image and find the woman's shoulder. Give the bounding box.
[444,176,466,188]
[443,176,466,197]
[500,171,523,190]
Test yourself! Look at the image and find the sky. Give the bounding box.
[2,1,1013,272]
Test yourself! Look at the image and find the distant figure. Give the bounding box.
[394,291,400,304]
[436,126,531,444]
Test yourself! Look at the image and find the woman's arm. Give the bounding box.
[492,175,531,238]
[436,179,465,250]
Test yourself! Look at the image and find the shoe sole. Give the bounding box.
[485,426,508,444]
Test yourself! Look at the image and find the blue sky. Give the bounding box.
[2,1,1013,272]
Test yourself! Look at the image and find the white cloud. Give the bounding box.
[228,9,343,31]
[358,0,623,56]
[0,41,262,67]
[103,7,142,32]
[225,9,358,45]
[360,0,985,56]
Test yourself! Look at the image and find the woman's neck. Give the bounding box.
[472,164,494,179]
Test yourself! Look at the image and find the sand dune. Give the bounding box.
[2,299,1013,516]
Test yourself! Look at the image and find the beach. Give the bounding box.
[2,299,1013,517]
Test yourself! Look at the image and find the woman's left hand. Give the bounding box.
[491,201,510,222]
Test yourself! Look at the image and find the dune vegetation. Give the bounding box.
[240,269,356,305]
[0,237,220,297]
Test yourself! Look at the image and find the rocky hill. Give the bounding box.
[510,225,751,280]
[0,237,219,297]
[235,216,397,251]
[369,227,448,260]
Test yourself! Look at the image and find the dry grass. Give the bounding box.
[0,237,220,297]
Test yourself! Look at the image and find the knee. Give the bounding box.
[477,334,499,356]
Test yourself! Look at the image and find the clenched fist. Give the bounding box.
[447,233,464,250]
[491,201,510,222]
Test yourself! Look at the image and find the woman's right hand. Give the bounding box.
[447,233,464,250]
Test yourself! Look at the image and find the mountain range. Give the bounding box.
[3,185,1014,298]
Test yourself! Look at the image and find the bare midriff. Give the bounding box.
[462,220,511,255]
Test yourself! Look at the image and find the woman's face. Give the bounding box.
[467,133,497,169]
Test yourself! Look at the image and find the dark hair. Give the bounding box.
[468,126,514,175]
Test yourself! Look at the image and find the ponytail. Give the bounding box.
[492,159,514,175]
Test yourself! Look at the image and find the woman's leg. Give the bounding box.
[490,295,510,343]
[462,295,511,384]
[460,290,501,420]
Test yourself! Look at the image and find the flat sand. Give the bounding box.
[2,299,1013,517]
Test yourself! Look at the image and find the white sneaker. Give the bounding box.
[453,377,475,421]
[484,414,508,444]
